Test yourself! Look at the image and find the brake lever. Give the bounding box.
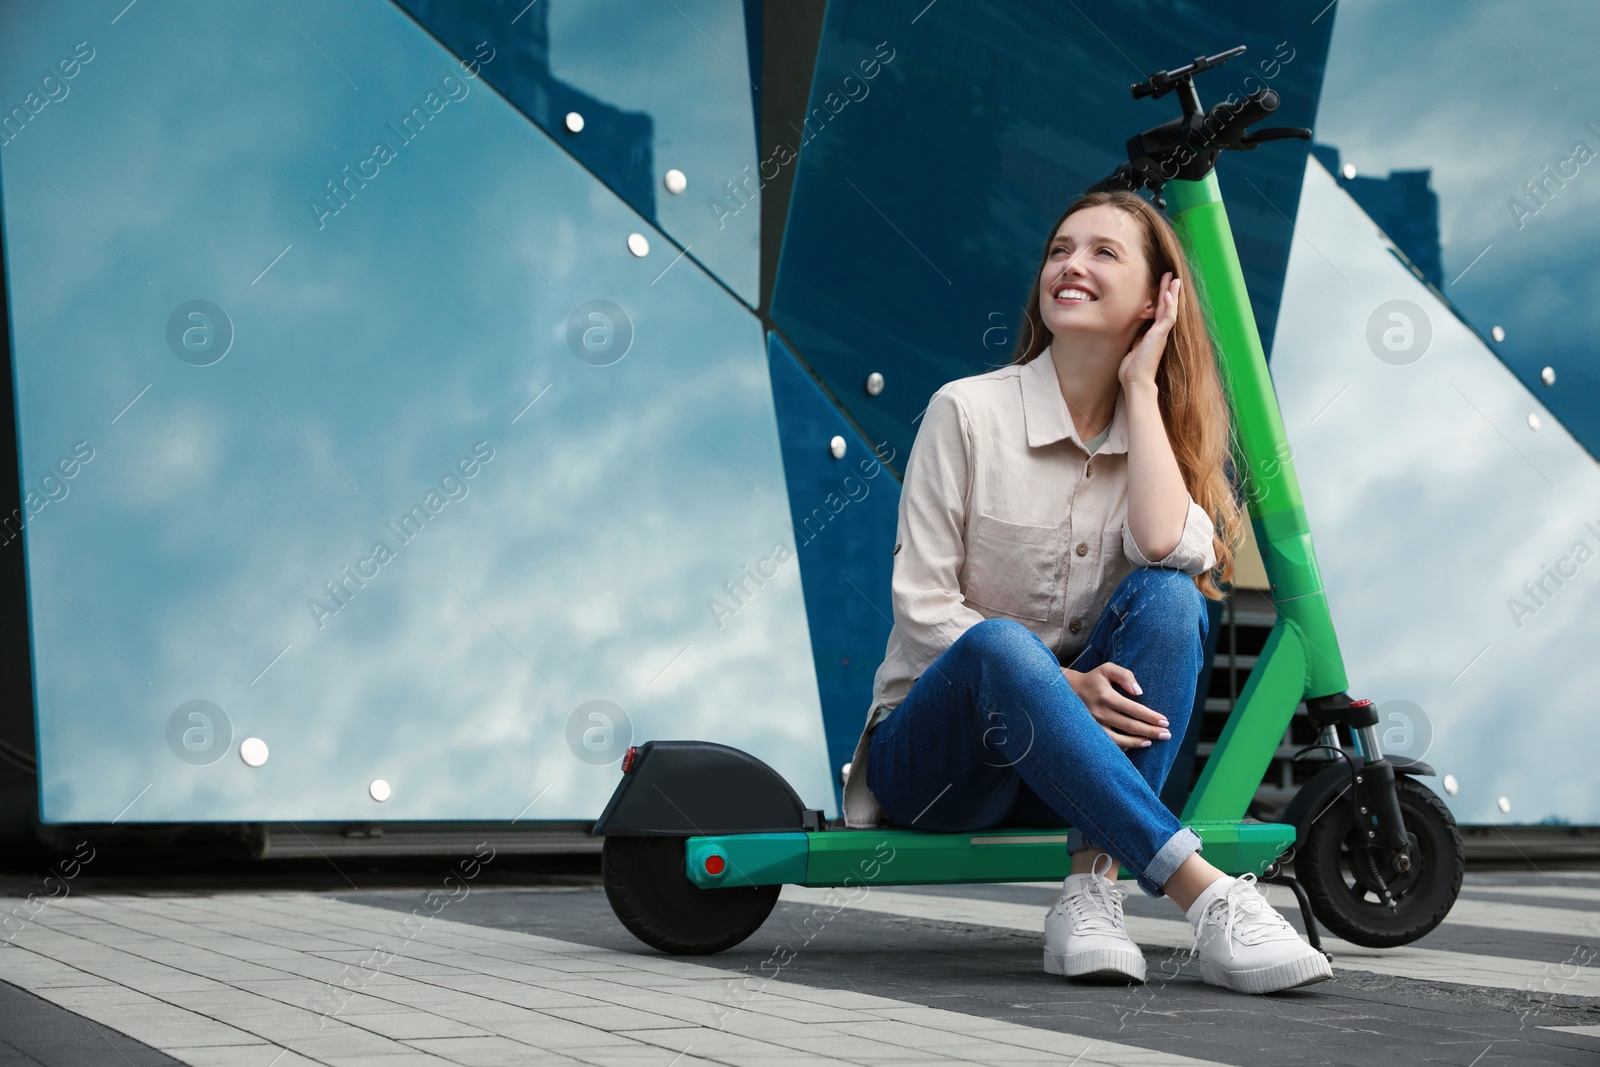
[1236,126,1313,150]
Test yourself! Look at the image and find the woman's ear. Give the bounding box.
[1139,275,1160,318]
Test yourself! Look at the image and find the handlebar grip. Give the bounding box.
[1202,88,1279,144]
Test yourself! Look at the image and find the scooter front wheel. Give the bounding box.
[602,835,780,955]
[1297,776,1464,948]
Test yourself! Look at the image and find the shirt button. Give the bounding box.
[1075,542,1088,556]
[1069,618,1083,634]
[1085,463,1093,477]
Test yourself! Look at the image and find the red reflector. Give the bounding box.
[621,746,638,774]
[1348,698,1373,708]
[705,854,726,875]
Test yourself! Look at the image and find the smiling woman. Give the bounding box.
[843,186,1328,994]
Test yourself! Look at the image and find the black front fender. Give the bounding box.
[1283,756,1435,843]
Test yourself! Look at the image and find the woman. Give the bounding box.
[839,189,1331,995]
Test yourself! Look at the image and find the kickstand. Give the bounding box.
[1262,871,1333,963]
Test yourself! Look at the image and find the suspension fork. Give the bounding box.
[1306,695,1413,875]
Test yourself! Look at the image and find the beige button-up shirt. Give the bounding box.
[841,347,1217,829]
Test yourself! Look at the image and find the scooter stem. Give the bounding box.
[1164,172,1351,821]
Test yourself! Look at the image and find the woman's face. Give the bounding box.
[1037,204,1156,343]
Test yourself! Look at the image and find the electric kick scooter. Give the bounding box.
[592,45,1465,958]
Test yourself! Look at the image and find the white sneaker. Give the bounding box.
[1189,874,1333,994]
[1043,854,1146,982]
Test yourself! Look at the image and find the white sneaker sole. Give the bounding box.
[1043,947,1147,983]
[1199,952,1333,994]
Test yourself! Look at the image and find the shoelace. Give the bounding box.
[1189,873,1299,959]
[1054,853,1128,934]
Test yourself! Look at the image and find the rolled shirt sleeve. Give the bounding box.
[892,387,990,676]
[1123,494,1217,575]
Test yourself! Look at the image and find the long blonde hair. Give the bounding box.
[1010,189,1241,601]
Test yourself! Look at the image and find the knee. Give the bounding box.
[955,618,1059,675]
[959,616,1041,656]
[1126,568,1206,637]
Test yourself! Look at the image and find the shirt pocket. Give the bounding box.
[961,512,1059,622]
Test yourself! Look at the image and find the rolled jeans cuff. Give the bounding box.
[1066,827,1092,854]
[1141,826,1203,897]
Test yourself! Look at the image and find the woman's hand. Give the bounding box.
[1117,271,1180,389]
[1063,664,1172,750]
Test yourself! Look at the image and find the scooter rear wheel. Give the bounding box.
[602,835,780,955]
[1297,776,1463,948]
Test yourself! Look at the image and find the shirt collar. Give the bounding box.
[1020,343,1129,454]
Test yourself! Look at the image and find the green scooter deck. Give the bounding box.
[682,821,1296,890]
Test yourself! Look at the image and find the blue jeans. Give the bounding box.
[866,566,1209,897]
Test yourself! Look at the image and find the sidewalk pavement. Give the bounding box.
[2,869,1598,1066]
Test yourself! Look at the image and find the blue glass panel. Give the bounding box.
[1273,158,1600,823]
[1312,0,1600,461]
[394,0,761,307]
[767,333,898,807]
[742,0,762,144]
[771,0,1332,473]
[0,0,829,822]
